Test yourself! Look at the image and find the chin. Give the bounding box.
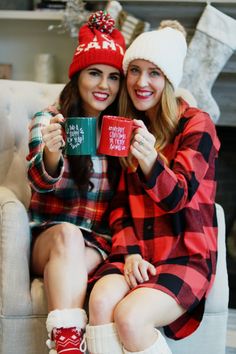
[95,101,111,111]
[134,103,148,111]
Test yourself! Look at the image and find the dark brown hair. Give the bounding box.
[59,73,121,191]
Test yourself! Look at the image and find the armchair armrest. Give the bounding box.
[0,186,32,315]
[205,203,229,312]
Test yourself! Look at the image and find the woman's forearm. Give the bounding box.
[43,146,62,177]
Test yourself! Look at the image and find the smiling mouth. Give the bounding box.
[93,92,109,101]
[135,90,153,98]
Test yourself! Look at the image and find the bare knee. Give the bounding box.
[51,223,84,258]
[89,279,116,324]
[89,275,129,325]
[114,302,141,342]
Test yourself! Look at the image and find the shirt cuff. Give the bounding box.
[137,155,165,189]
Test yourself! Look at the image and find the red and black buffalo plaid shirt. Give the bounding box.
[95,101,221,339]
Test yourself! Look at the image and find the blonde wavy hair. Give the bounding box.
[119,20,185,169]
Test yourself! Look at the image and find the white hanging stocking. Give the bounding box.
[106,0,150,47]
[180,5,236,123]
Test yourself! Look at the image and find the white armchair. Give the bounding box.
[0,80,63,354]
[0,79,229,354]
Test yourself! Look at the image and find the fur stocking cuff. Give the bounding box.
[46,308,88,334]
[197,5,236,50]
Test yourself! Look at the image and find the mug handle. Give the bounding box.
[59,121,66,151]
[132,122,140,130]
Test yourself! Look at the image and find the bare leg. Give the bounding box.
[87,274,129,354]
[31,223,102,311]
[89,274,130,324]
[114,287,185,352]
[85,246,103,275]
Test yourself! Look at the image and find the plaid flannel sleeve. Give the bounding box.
[138,112,220,213]
[26,111,64,193]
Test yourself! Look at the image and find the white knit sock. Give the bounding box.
[86,322,123,354]
[123,330,172,354]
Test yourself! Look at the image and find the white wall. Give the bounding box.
[0,18,76,83]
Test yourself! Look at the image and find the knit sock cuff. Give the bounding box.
[86,322,118,337]
[123,330,172,354]
[86,322,123,353]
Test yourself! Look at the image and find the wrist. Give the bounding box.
[125,254,142,262]
[140,153,157,179]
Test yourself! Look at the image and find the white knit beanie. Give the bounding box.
[123,27,187,90]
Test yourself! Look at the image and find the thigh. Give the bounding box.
[85,246,103,275]
[31,225,59,275]
[118,287,186,328]
[31,223,83,275]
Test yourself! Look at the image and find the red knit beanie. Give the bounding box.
[69,10,126,78]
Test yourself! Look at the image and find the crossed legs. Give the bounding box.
[31,222,102,310]
[88,274,185,353]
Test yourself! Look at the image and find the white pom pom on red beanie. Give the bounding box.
[69,10,126,78]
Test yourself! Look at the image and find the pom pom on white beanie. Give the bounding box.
[123,27,187,90]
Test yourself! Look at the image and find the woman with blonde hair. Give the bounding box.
[86,20,220,354]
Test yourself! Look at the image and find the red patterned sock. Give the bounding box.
[53,327,86,354]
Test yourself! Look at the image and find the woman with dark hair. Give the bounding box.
[27,10,125,354]
[86,21,220,354]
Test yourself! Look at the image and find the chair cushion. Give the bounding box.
[0,80,64,207]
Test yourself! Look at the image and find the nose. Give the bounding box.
[98,75,109,90]
[136,72,148,88]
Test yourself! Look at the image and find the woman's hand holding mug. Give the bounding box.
[130,119,158,178]
[98,115,139,157]
[41,114,65,153]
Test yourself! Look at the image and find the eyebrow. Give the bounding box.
[87,67,120,76]
[130,64,159,71]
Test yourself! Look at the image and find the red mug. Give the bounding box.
[98,115,138,157]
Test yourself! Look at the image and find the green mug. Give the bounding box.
[64,117,97,156]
